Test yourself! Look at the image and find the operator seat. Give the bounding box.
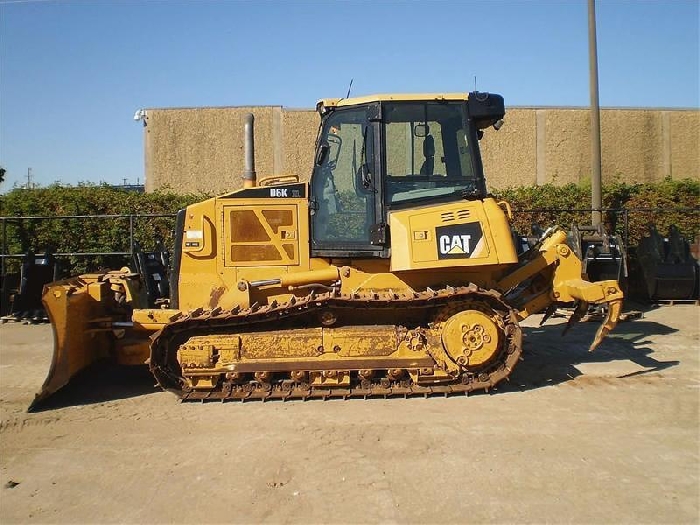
[420,134,435,176]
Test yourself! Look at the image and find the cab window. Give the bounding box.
[383,102,477,205]
[311,108,375,245]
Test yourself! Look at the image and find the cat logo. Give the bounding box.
[435,222,484,260]
[439,234,472,255]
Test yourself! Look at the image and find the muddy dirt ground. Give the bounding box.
[0,304,698,524]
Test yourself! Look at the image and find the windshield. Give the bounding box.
[383,102,480,205]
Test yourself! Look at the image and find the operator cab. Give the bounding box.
[310,92,505,258]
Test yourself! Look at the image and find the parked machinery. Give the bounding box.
[131,241,170,308]
[632,225,698,302]
[1,250,56,324]
[32,92,624,408]
[569,223,627,289]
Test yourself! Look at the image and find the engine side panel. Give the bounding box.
[389,197,518,271]
[177,188,311,311]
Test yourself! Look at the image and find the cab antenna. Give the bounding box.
[346,78,354,99]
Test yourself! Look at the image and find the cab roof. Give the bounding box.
[316,93,469,112]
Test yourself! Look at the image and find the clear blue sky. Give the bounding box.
[1,0,698,190]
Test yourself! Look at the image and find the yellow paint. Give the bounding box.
[441,310,502,367]
[318,92,470,111]
[390,197,518,271]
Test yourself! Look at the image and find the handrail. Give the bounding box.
[0,213,178,278]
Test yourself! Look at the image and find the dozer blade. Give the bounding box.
[29,277,117,411]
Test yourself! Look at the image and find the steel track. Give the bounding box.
[149,285,523,402]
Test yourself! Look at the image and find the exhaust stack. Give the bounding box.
[243,113,256,188]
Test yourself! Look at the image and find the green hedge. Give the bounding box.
[494,178,699,245]
[0,184,205,274]
[1,179,698,276]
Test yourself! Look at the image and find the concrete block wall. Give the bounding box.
[281,109,319,186]
[141,105,699,194]
[480,108,537,188]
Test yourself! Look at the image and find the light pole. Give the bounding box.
[589,0,603,227]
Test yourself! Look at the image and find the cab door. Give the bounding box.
[310,105,384,258]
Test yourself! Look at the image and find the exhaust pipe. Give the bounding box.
[243,113,256,188]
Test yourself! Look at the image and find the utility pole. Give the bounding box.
[588,0,603,227]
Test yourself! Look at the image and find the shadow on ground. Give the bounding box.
[499,312,680,393]
[29,362,159,412]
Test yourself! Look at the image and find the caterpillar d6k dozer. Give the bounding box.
[32,92,624,409]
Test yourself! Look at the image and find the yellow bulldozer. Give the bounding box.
[33,92,623,408]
